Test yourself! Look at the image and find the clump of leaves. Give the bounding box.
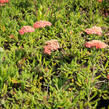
[0,0,109,109]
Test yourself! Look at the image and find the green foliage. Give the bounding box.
[0,0,109,108]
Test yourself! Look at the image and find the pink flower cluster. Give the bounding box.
[33,21,52,29]
[84,40,108,49]
[19,21,52,35]
[98,0,102,2]
[19,26,35,35]
[0,0,8,3]
[107,74,109,80]
[43,40,60,55]
[85,26,102,36]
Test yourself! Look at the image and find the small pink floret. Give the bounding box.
[107,74,109,80]
[85,26,102,36]
[43,46,51,55]
[0,0,8,3]
[33,21,52,29]
[43,39,60,55]
[98,0,102,2]
[84,40,108,49]
[19,26,35,35]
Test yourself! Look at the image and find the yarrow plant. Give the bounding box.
[85,26,102,36]
[0,0,8,6]
[98,0,102,2]
[19,26,35,35]
[0,0,8,3]
[107,74,109,80]
[84,40,108,49]
[0,0,109,109]
[33,21,52,29]
[43,39,60,55]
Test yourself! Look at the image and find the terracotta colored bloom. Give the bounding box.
[19,26,35,35]
[0,0,8,3]
[33,21,52,29]
[98,0,102,2]
[85,26,102,36]
[0,0,8,6]
[84,40,108,49]
[43,39,60,55]
[107,74,109,80]
[43,46,51,55]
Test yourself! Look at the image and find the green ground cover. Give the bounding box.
[0,0,109,108]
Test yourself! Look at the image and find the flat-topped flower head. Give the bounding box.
[0,0,8,3]
[33,21,52,29]
[84,40,108,49]
[107,74,109,80]
[43,46,51,55]
[98,0,102,2]
[85,26,102,36]
[19,26,35,35]
[45,40,60,50]
[43,39,60,55]
[0,0,8,6]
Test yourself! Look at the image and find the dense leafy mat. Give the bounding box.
[0,0,109,108]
